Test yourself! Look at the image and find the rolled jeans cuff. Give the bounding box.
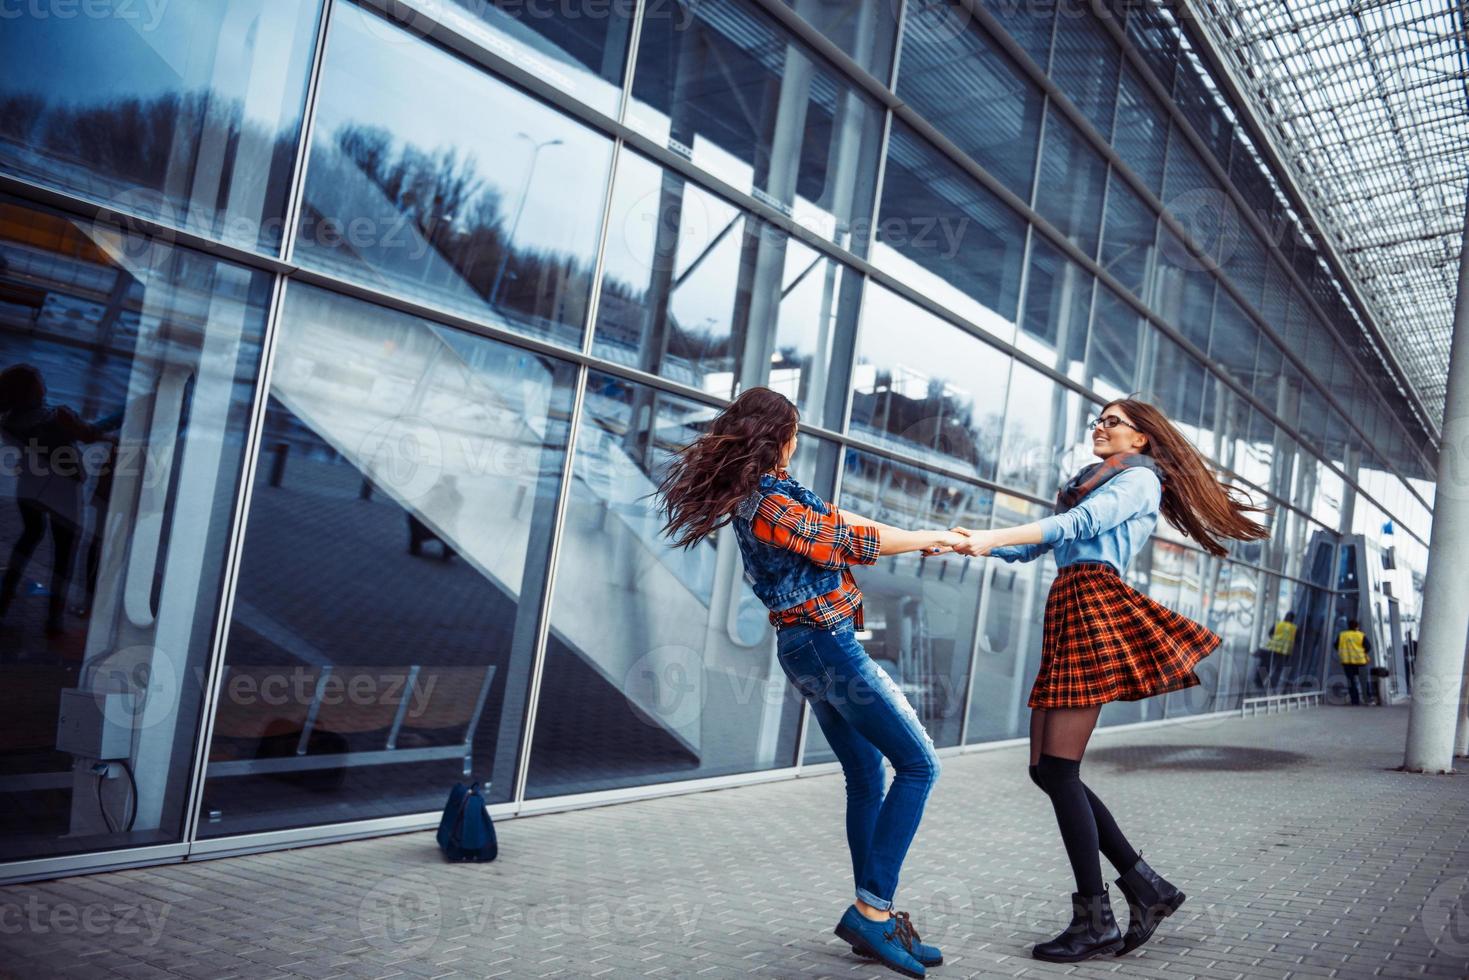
[856,887,892,911]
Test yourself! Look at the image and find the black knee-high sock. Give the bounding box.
[1035,754,1104,896]
[1030,764,1140,875]
[1083,783,1139,874]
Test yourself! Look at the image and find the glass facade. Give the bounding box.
[0,0,1437,874]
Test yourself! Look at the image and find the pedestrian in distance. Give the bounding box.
[1337,619,1374,706]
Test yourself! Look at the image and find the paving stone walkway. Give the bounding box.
[3,703,1468,979]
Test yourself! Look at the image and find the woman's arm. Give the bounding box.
[878,526,969,557]
[956,468,1160,557]
[834,506,901,535]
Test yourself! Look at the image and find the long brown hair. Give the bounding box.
[657,387,799,549]
[1106,398,1269,557]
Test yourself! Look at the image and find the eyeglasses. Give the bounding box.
[1087,415,1137,431]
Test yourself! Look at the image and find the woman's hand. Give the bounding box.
[949,527,999,557]
[921,528,970,556]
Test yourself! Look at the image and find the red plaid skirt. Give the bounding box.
[1030,562,1221,708]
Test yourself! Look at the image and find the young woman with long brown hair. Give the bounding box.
[657,386,967,979]
[953,398,1268,963]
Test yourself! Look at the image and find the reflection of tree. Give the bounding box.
[0,89,294,237]
[315,123,591,333]
[852,378,998,469]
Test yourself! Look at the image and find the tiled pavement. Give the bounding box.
[4,703,1468,979]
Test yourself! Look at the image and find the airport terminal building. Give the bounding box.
[0,0,1443,880]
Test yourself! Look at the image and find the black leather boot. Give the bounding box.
[1113,853,1186,955]
[1031,889,1123,962]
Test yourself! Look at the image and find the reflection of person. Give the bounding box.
[0,364,114,635]
[953,398,1270,962]
[405,474,463,561]
[1258,611,1297,693]
[656,387,964,978]
[1337,619,1373,706]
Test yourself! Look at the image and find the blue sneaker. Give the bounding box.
[851,910,942,967]
[834,905,926,978]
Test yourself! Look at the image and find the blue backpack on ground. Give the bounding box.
[436,781,498,862]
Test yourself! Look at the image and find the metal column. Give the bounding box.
[1402,191,1469,773]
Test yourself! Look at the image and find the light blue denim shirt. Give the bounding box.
[990,467,1162,572]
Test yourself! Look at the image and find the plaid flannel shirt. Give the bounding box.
[748,487,882,630]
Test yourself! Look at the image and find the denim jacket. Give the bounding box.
[730,473,845,612]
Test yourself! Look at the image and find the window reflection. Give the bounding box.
[627,0,882,250]
[433,0,632,115]
[1100,172,1156,298]
[995,362,1085,500]
[1017,237,1091,379]
[967,493,1051,743]
[1049,6,1121,138]
[805,450,992,755]
[783,0,900,81]
[296,2,613,347]
[199,284,576,835]
[1035,109,1107,256]
[1089,286,1143,399]
[874,124,1026,342]
[0,1,320,252]
[897,3,1045,198]
[1113,66,1169,194]
[594,150,860,429]
[525,376,816,796]
[850,284,1010,481]
[0,197,270,861]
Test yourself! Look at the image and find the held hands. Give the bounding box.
[947,526,998,558]
[920,528,971,557]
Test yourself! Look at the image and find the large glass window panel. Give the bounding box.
[297,3,612,348]
[1113,65,1169,194]
[628,0,883,250]
[849,284,1010,480]
[966,494,1051,743]
[434,0,632,115]
[784,0,900,81]
[524,378,821,796]
[805,452,993,753]
[995,362,1087,500]
[1172,54,1232,167]
[874,123,1027,342]
[1017,237,1092,380]
[1139,328,1206,444]
[983,0,1056,69]
[1162,129,1232,262]
[0,1,320,253]
[1035,109,1107,256]
[1208,293,1259,389]
[1221,227,1268,311]
[1252,334,1284,411]
[1151,227,1214,351]
[1049,6,1122,138]
[896,5,1045,198]
[1089,286,1143,399]
[198,285,574,835]
[594,150,860,429]
[1124,1,1179,88]
[1100,171,1157,298]
[0,197,271,860]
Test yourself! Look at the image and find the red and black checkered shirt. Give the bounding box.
[748,487,882,631]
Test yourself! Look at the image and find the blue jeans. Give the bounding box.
[776,620,941,911]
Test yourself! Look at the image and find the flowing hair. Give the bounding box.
[656,387,799,549]
[1105,398,1270,557]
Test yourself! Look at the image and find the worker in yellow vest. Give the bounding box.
[1260,612,1298,692]
[1337,619,1374,706]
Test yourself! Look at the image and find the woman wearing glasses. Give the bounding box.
[953,399,1268,963]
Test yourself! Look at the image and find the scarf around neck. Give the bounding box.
[1057,452,1162,513]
